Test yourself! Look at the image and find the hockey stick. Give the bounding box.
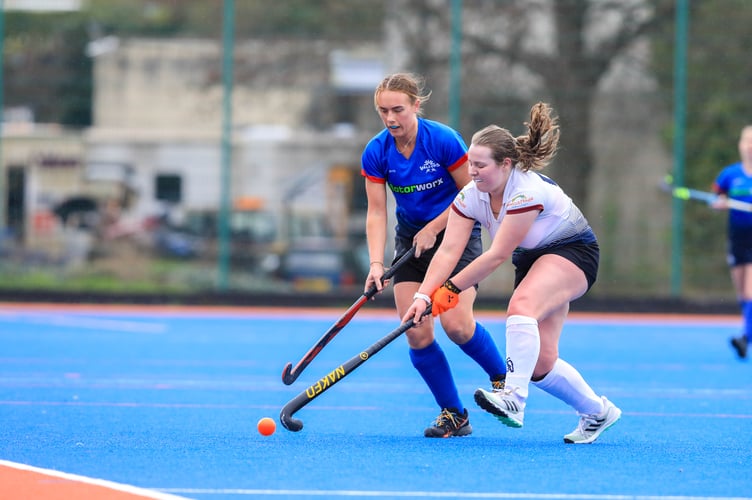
[279,305,431,432]
[660,175,752,212]
[281,245,416,385]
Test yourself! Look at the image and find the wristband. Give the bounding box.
[413,292,432,305]
[443,279,461,294]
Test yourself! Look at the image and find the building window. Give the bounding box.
[155,174,182,203]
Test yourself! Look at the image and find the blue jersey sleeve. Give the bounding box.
[715,162,752,228]
[361,131,389,183]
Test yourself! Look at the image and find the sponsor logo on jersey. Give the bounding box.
[507,193,535,210]
[388,177,445,194]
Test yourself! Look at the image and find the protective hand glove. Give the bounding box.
[430,280,462,316]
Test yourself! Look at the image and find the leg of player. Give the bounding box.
[446,287,507,389]
[533,358,621,444]
[730,262,752,359]
[396,282,471,438]
[474,314,540,428]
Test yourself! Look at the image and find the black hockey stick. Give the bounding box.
[281,245,416,385]
[279,305,431,432]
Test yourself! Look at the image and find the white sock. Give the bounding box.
[505,315,540,402]
[533,358,604,415]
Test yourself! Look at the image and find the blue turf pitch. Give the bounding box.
[0,305,750,499]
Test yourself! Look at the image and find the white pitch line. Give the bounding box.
[0,460,192,500]
[0,311,167,334]
[154,489,752,500]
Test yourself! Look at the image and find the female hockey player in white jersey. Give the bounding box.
[404,102,621,444]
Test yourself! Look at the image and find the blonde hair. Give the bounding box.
[374,73,432,115]
[471,102,560,172]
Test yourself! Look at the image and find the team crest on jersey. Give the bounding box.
[419,160,441,174]
[456,191,468,208]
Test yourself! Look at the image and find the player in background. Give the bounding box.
[712,125,752,359]
[404,102,622,444]
[361,73,506,438]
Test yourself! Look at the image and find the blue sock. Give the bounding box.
[410,340,463,411]
[459,322,506,381]
[743,301,752,341]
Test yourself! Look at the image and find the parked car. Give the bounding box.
[279,238,368,292]
[152,223,206,259]
[144,203,279,262]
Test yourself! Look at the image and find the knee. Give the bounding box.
[440,316,475,344]
[406,322,435,349]
[507,294,537,319]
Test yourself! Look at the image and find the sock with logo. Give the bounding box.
[504,314,540,402]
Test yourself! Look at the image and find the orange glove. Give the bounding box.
[430,280,462,316]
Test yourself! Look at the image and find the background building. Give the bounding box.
[2,1,751,306]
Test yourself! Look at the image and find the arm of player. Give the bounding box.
[448,209,538,293]
[403,209,475,324]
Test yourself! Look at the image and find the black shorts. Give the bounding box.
[392,232,482,287]
[512,240,599,291]
[727,226,752,266]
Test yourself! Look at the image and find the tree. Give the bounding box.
[3,11,92,126]
[386,0,675,207]
[3,0,383,127]
[651,0,752,290]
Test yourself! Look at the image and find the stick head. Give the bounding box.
[281,362,296,385]
[672,186,691,200]
[279,410,303,432]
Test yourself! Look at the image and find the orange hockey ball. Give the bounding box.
[257,417,276,436]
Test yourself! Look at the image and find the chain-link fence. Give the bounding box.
[1,0,750,308]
